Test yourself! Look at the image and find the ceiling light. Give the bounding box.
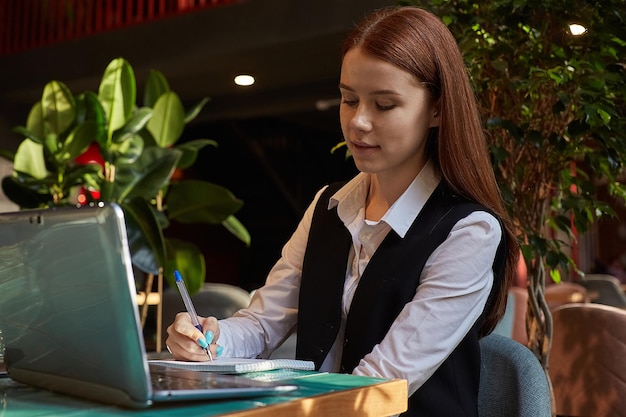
[234,74,255,86]
[315,98,341,111]
[568,23,587,36]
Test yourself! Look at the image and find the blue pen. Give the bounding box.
[174,270,213,361]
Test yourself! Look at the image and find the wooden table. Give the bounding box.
[0,371,407,417]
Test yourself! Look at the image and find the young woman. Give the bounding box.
[166,6,519,416]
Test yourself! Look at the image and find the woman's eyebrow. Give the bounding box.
[338,83,400,96]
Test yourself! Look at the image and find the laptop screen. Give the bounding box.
[0,204,153,405]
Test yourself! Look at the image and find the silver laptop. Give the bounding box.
[0,203,297,408]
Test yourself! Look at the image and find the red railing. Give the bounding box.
[0,0,236,56]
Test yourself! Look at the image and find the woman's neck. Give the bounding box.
[364,175,404,221]
[364,160,428,221]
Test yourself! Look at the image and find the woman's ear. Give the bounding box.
[429,107,440,128]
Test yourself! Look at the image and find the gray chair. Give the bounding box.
[492,291,515,338]
[478,333,552,417]
[580,274,626,308]
[492,287,528,345]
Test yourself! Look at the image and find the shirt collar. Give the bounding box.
[328,160,441,238]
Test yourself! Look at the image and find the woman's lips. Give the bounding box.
[350,141,379,155]
[350,140,377,149]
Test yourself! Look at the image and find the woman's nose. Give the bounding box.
[349,105,372,131]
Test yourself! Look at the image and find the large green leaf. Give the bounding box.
[114,107,153,137]
[138,128,158,148]
[1,176,50,209]
[111,146,182,202]
[12,125,43,146]
[107,107,151,164]
[43,132,61,162]
[147,92,185,148]
[143,70,170,108]
[41,81,76,136]
[176,139,218,169]
[59,120,99,164]
[222,215,251,246]
[13,139,47,179]
[23,102,44,142]
[74,92,107,148]
[167,180,243,224]
[163,238,206,295]
[184,97,210,124]
[110,132,144,165]
[98,58,136,139]
[122,198,166,275]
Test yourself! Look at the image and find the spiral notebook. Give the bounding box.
[150,358,315,374]
[0,203,298,408]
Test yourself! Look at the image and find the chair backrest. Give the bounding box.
[509,286,528,345]
[549,303,626,417]
[544,282,589,310]
[492,291,515,338]
[491,287,528,345]
[478,333,551,417]
[580,274,626,308]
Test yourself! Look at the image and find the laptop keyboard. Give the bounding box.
[149,366,291,391]
[151,371,218,390]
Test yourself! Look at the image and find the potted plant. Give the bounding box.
[0,57,250,295]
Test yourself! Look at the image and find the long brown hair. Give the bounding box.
[342,6,519,336]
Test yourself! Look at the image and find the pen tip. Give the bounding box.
[174,270,182,281]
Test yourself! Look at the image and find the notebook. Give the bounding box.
[150,357,315,374]
[0,203,298,408]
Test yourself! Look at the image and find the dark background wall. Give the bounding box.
[167,117,358,291]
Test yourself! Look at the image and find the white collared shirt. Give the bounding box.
[218,161,501,396]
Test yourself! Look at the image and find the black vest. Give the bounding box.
[296,181,505,417]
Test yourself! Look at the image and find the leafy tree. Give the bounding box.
[403,0,626,370]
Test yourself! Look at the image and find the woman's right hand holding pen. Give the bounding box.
[166,314,223,361]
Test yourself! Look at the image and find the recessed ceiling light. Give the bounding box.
[315,98,341,111]
[569,23,587,36]
[234,74,255,86]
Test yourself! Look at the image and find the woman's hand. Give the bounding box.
[165,313,221,361]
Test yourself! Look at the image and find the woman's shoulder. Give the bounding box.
[428,182,502,235]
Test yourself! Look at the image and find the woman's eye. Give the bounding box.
[376,103,396,111]
[341,99,358,107]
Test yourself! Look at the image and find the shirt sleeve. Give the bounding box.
[217,187,327,359]
[352,211,502,397]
